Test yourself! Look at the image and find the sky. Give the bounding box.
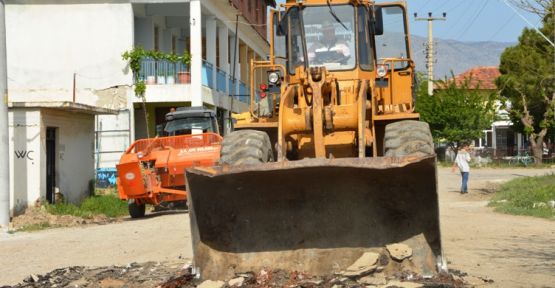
[275,0,544,43]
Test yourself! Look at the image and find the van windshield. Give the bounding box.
[164,117,214,135]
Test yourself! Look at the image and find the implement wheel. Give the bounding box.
[219,130,273,165]
[384,120,434,157]
[128,200,146,218]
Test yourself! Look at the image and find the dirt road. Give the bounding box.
[1,167,554,287]
[0,211,193,286]
[438,167,555,288]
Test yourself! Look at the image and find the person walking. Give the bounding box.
[452,143,471,194]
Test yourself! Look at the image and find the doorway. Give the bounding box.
[46,127,57,204]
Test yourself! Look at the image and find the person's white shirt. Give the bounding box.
[455,150,471,172]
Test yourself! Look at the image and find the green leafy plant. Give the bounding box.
[416,73,497,152]
[146,50,165,61]
[180,50,191,66]
[122,46,145,77]
[166,53,180,63]
[122,46,147,97]
[135,81,146,96]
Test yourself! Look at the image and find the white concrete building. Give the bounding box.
[6,0,274,215]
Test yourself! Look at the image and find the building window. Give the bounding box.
[154,25,160,51]
[172,35,177,54]
[486,131,492,148]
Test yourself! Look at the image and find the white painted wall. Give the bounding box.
[8,108,96,215]
[139,84,248,112]
[6,2,134,108]
[8,109,42,216]
[42,109,95,205]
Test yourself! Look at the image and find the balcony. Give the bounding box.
[140,58,190,85]
[137,59,250,104]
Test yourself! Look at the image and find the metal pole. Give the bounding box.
[415,12,446,96]
[427,19,433,96]
[73,72,76,102]
[229,13,239,129]
[0,0,10,228]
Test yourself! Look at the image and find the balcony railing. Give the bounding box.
[202,60,214,88]
[228,76,236,99]
[216,68,226,92]
[239,80,249,105]
[139,58,189,84]
[137,58,251,104]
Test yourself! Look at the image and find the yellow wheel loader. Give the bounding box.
[186,0,444,280]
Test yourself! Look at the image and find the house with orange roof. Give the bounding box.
[442,66,526,158]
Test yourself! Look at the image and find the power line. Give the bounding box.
[458,0,489,39]
[444,1,475,34]
[434,0,451,12]
[501,0,555,47]
[418,0,433,12]
[487,13,517,41]
[444,0,468,13]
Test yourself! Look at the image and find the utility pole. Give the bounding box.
[0,0,10,229]
[415,12,446,96]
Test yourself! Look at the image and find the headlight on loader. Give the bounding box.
[377,64,388,78]
[268,71,280,84]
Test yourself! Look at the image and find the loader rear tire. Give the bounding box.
[128,200,146,218]
[384,120,434,157]
[219,130,273,165]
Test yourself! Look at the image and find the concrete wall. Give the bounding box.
[6,2,134,109]
[8,109,42,215]
[42,110,95,205]
[8,108,95,215]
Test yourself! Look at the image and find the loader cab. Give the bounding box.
[275,2,411,76]
[161,107,219,136]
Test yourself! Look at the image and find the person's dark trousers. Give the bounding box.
[460,172,469,193]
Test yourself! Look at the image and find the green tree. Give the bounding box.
[416,75,497,152]
[496,4,555,164]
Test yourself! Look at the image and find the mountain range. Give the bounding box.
[409,35,515,79]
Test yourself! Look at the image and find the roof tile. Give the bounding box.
[451,66,500,90]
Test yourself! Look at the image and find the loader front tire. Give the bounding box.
[128,200,146,218]
[384,120,434,157]
[219,130,273,165]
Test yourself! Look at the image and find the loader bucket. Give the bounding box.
[186,155,442,280]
